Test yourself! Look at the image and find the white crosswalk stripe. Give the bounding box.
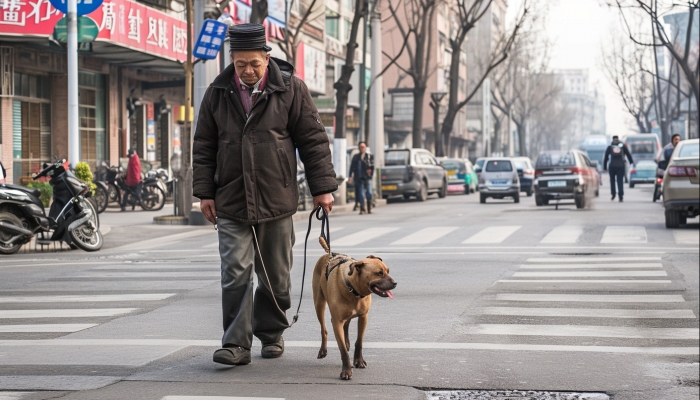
[498,279,673,284]
[0,393,33,400]
[673,230,699,245]
[162,397,285,400]
[480,307,697,319]
[333,227,399,246]
[520,263,663,269]
[0,294,175,303]
[72,271,220,278]
[495,293,685,302]
[463,324,698,340]
[512,271,668,277]
[391,227,458,245]
[600,226,647,243]
[463,226,521,244]
[540,226,584,244]
[0,309,137,318]
[0,324,97,333]
[526,256,661,263]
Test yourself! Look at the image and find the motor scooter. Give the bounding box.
[0,159,103,254]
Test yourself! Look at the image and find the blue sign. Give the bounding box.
[193,20,228,60]
[50,0,103,16]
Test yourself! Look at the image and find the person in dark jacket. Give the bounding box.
[192,24,337,367]
[349,141,374,214]
[603,135,634,202]
[663,134,681,162]
[121,149,141,211]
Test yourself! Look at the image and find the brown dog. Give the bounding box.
[312,238,396,380]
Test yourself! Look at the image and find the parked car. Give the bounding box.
[662,139,699,228]
[512,157,535,196]
[381,149,447,201]
[629,160,657,188]
[438,158,476,195]
[533,150,600,209]
[473,157,487,180]
[478,158,520,203]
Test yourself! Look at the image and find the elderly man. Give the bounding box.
[193,24,337,366]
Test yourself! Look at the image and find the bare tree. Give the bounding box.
[385,0,440,148]
[601,31,655,133]
[250,0,268,24]
[279,0,324,68]
[436,0,528,157]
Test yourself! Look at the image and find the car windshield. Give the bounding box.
[513,160,529,170]
[475,159,485,168]
[441,160,463,170]
[626,136,658,154]
[678,142,700,158]
[385,150,410,166]
[536,152,576,168]
[485,160,512,172]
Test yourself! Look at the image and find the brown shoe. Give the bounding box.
[366,200,372,214]
[359,205,366,215]
[213,346,251,365]
[261,337,284,358]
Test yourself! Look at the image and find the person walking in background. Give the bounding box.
[604,135,634,202]
[121,148,141,211]
[349,141,374,215]
[663,134,681,162]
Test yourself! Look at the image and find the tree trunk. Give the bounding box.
[515,121,526,157]
[333,0,364,139]
[250,0,268,24]
[412,87,426,148]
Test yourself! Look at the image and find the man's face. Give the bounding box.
[672,136,681,147]
[232,50,270,86]
[358,143,367,154]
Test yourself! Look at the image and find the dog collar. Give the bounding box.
[343,276,367,299]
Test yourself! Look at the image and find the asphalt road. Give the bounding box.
[0,181,698,400]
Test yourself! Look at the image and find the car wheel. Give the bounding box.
[543,198,550,205]
[679,215,687,225]
[416,182,428,202]
[575,193,586,209]
[652,185,660,202]
[480,193,486,204]
[629,182,635,189]
[514,193,520,203]
[665,209,680,229]
[535,195,544,206]
[438,180,447,198]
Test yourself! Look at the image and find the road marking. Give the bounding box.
[0,324,97,333]
[110,229,214,252]
[496,294,685,302]
[0,376,121,391]
[600,226,647,243]
[463,226,521,244]
[527,256,661,262]
[0,393,32,400]
[674,230,699,245]
[520,263,663,269]
[391,227,459,245]
[333,227,399,246]
[480,307,697,319]
[72,272,220,278]
[0,339,695,356]
[0,294,175,303]
[498,280,673,284]
[162,397,285,400]
[464,324,699,340]
[92,265,218,270]
[0,309,137,318]
[540,226,584,244]
[296,227,344,242]
[512,271,668,277]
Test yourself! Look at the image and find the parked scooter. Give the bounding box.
[0,159,103,254]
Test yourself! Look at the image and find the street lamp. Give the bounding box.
[430,91,447,157]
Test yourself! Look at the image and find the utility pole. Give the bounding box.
[482,78,490,157]
[368,0,384,198]
[177,0,194,219]
[358,1,368,143]
[67,0,79,164]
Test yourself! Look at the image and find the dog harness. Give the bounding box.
[325,254,366,299]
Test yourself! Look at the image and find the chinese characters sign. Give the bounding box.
[49,0,102,16]
[0,0,188,62]
[193,19,226,60]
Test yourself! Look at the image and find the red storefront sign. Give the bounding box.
[0,0,188,62]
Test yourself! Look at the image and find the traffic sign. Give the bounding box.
[49,0,103,16]
[193,20,228,60]
[53,16,99,43]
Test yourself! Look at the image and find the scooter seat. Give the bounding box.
[1,184,41,199]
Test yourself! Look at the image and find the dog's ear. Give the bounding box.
[367,255,383,262]
[348,261,365,276]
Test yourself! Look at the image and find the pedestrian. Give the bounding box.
[603,135,634,202]
[121,148,141,211]
[663,134,681,162]
[349,142,374,214]
[192,23,337,366]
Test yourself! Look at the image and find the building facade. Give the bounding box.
[554,69,606,150]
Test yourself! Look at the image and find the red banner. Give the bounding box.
[0,0,188,62]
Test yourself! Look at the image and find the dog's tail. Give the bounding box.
[319,236,330,254]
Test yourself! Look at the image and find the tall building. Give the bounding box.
[554,69,606,150]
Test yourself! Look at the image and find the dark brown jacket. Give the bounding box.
[193,58,337,224]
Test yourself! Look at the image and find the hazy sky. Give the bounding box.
[507,0,636,136]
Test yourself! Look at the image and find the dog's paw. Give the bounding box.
[317,348,327,359]
[353,357,367,368]
[340,369,353,380]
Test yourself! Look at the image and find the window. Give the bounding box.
[343,18,352,42]
[343,0,354,12]
[326,9,339,40]
[536,152,577,168]
[384,150,410,166]
[485,160,513,172]
[678,142,700,158]
[11,73,51,182]
[78,72,106,171]
[392,93,413,121]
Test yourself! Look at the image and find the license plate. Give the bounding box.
[447,170,456,176]
[381,185,398,191]
[549,180,566,187]
[491,180,508,185]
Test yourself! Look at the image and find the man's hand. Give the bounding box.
[313,193,334,214]
[200,199,217,224]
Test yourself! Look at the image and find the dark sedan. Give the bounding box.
[534,150,600,209]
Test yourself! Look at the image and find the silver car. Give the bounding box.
[478,158,520,203]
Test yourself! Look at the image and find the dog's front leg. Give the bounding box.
[353,314,368,368]
[332,318,352,380]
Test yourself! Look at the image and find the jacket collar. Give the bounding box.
[210,57,293,92]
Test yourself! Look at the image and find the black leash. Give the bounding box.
[291,206,330,326]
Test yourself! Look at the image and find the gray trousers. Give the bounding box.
[217,217,294,349]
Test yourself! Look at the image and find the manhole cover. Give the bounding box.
[425,391,609,400]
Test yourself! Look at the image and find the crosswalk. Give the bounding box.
[295,224,699,247]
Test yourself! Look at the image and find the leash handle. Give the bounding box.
[292,205,330,326]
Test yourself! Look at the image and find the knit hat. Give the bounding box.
[228,23,272,52]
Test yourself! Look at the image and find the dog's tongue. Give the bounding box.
[386,290,394,299]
